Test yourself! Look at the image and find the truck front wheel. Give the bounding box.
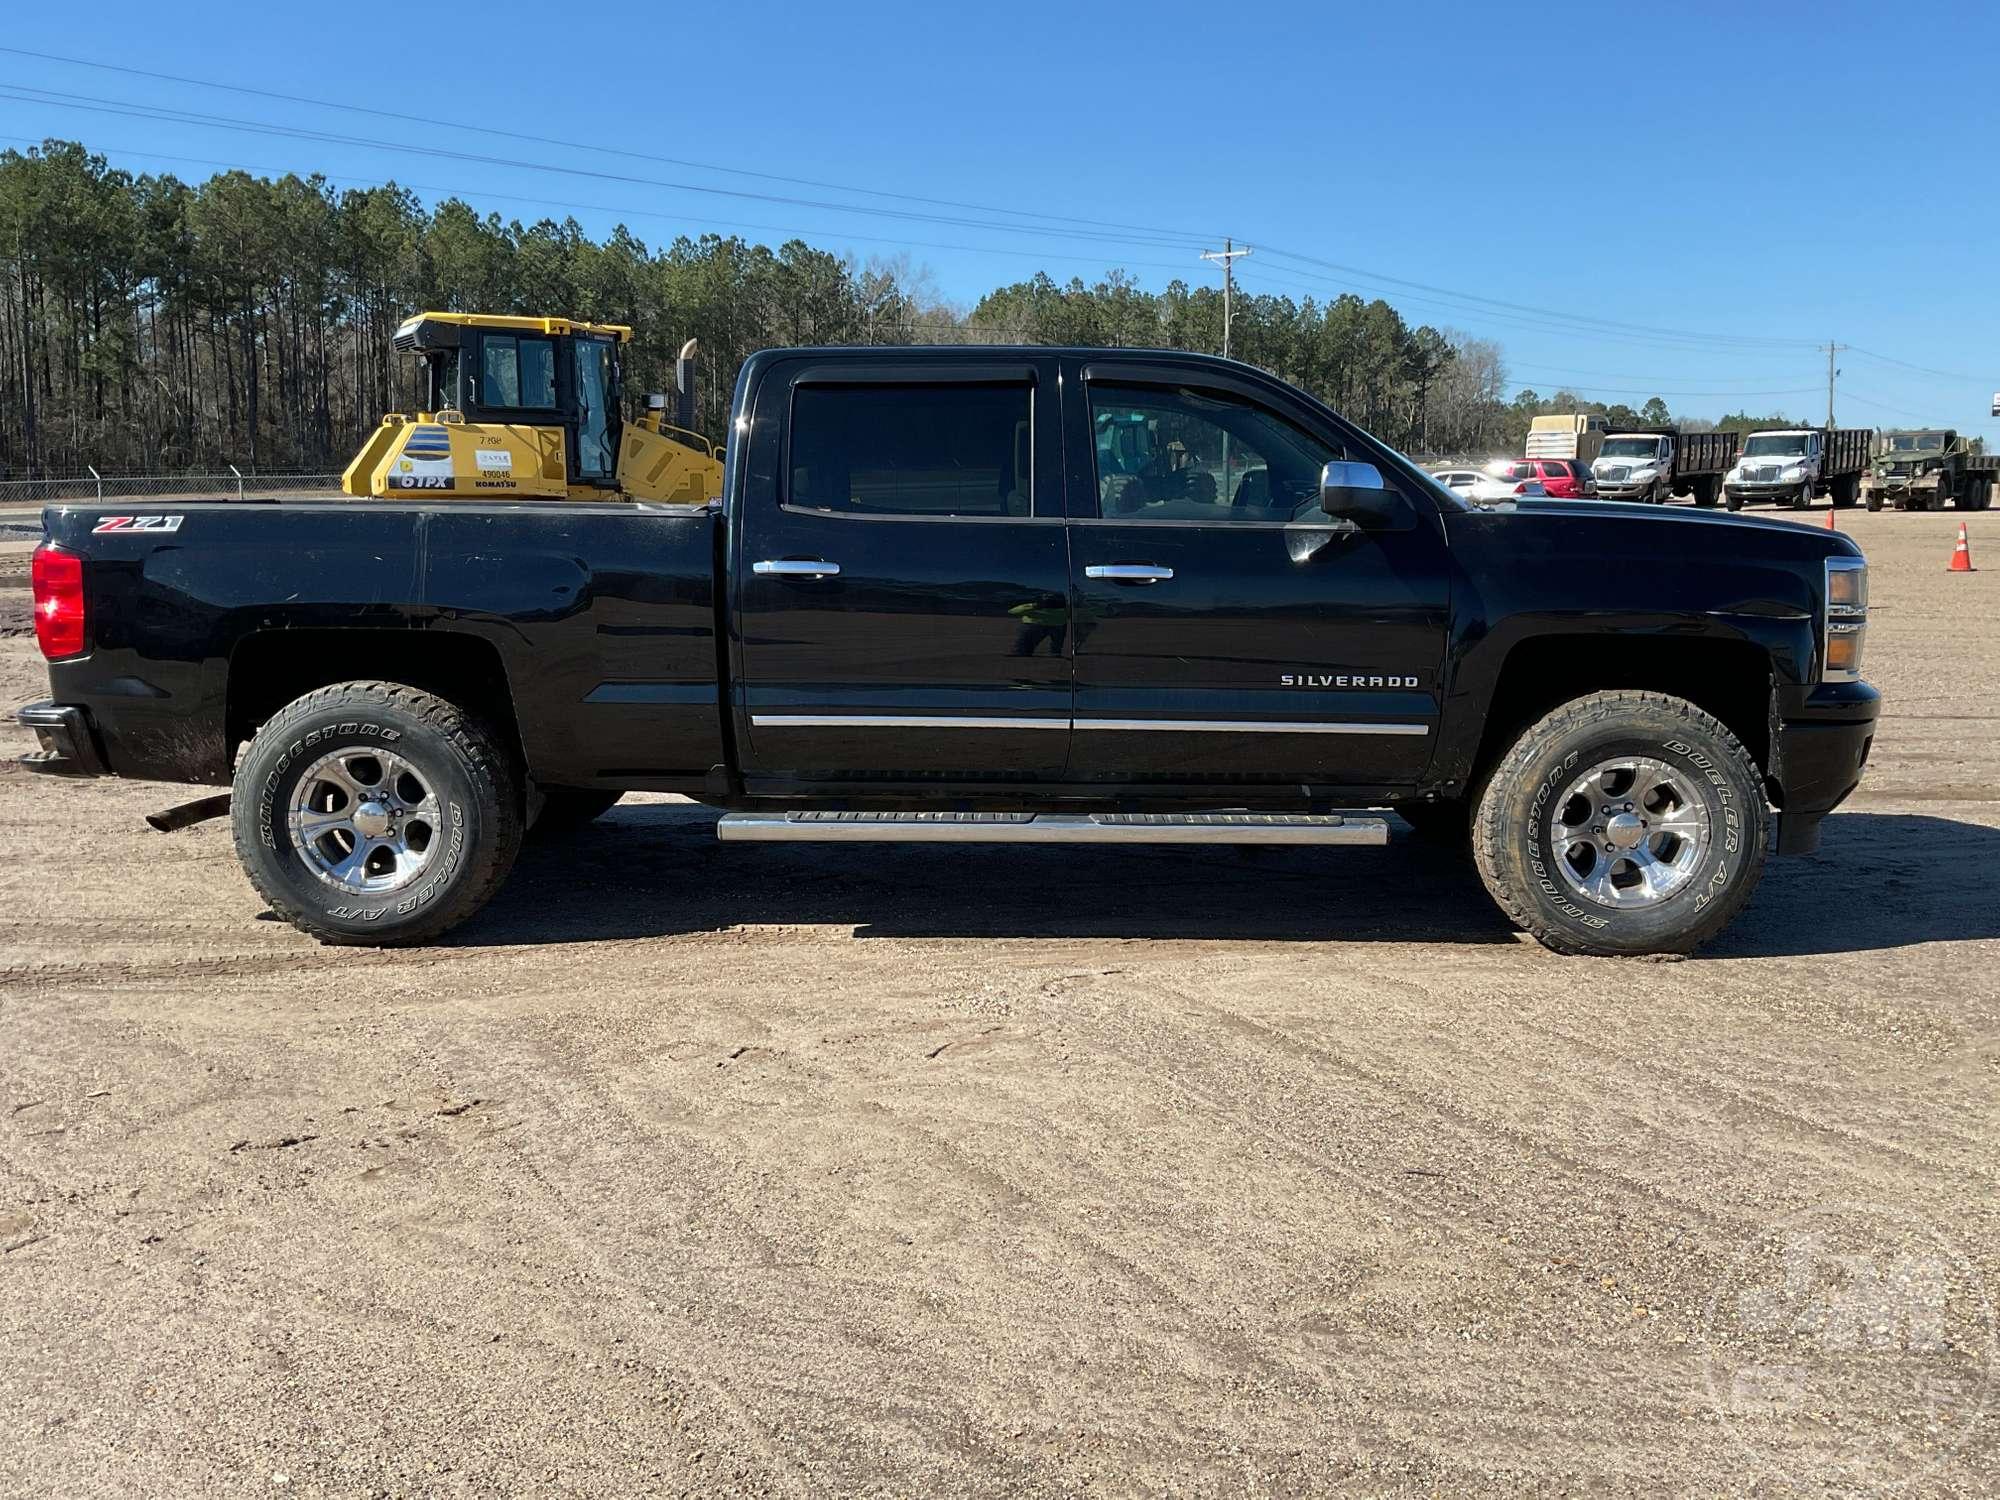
[1472,691,1769,957]
[231,681,523,945]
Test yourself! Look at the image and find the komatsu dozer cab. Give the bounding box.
[342,313,723,504]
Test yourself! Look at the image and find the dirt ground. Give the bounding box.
[1,504,1996,1497]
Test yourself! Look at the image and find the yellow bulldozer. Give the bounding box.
[342,312,724,504]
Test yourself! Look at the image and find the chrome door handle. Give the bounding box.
[753,559,842,578]
[1085,564,1174,583]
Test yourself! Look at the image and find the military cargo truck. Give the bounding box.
[1861,430,1997,511]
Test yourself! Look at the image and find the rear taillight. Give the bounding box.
[31,544,86,659]
[1513,482,1528,495]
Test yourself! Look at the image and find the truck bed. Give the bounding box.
[37,499,725,789]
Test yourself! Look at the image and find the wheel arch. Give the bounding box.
[1446,629,1790,806]
[226,628,525,776]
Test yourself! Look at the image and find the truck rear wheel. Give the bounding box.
[1472,691,1769,957]
[231,681,523,945]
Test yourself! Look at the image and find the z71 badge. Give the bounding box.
[92,515,184,533]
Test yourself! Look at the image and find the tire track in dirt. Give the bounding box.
[1213,954,1996,1198]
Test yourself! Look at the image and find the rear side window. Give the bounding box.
[788,383,1033,517]
[1542,460,1571,478]
[478,334,557,409]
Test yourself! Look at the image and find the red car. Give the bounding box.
[1488,458,1596,499]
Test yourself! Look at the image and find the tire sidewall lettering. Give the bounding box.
[1514,722,1752,942]
[249,714,471,929]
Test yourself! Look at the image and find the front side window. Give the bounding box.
[1088,384,1340,522]
[789,382,1033,517]
[479,334,557,409]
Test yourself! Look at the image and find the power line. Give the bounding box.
[0,45,1223,249]
[1251,248,1818,353]
[1845,345,1985,384]
[1230,263,1827,361]
[0,84,1204,253]
[0,64,1982,400]
[0,134,1207,282]
[1510,383,1823,400]
[1841,389,1934,420]
[0,57,1869,358]
[1503,359,1818,388]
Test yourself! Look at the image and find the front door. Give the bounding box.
[1065,369,1450,790]
[732,359,1071,787]
[571,335,618,485]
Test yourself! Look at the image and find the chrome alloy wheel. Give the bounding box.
[1548,755,1710,908]
[287,747,441,895]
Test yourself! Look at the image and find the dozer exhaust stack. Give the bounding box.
[675,338,699,435]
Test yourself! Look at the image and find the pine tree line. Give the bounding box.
[1,138,1616,477]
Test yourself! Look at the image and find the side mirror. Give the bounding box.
[1319,460,1406,528]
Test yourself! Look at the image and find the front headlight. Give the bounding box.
[1782,464,1806,480]
[1632,467,1658,480]
[1824,557,1868,681]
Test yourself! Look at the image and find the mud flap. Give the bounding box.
[1774,811,1822,856]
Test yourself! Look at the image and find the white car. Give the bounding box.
[1431,465,1546,505]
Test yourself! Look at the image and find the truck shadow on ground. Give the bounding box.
[460,806,2000,957]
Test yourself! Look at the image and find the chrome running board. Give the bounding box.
[715,811,1389,845]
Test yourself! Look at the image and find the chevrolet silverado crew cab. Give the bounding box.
[18,346,1879,957]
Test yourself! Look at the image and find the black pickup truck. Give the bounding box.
[17,346,1878,956]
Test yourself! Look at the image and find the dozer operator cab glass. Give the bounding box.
[421,347,463,413]
[478,334,558,411]
[574,337,616,483]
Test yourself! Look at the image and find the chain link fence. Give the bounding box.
[0,471,343,507]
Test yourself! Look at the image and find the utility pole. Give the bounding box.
[1823,341,1845,428]
[1200,239,1252,359]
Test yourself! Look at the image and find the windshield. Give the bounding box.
[1888,433,1946,451]
[1599,437,1661,459]
[1743,434,1808,457]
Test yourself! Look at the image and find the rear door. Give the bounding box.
[731,356,1072,784]
[1063,361,1450,789]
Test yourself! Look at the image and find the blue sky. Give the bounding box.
[3,0,1994,442]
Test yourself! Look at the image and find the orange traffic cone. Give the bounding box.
[1949,522,1974,572]
[1826,505,1837,531]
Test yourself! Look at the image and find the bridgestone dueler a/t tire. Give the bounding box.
[1473,691,1769,957]
[231,681,523,945]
